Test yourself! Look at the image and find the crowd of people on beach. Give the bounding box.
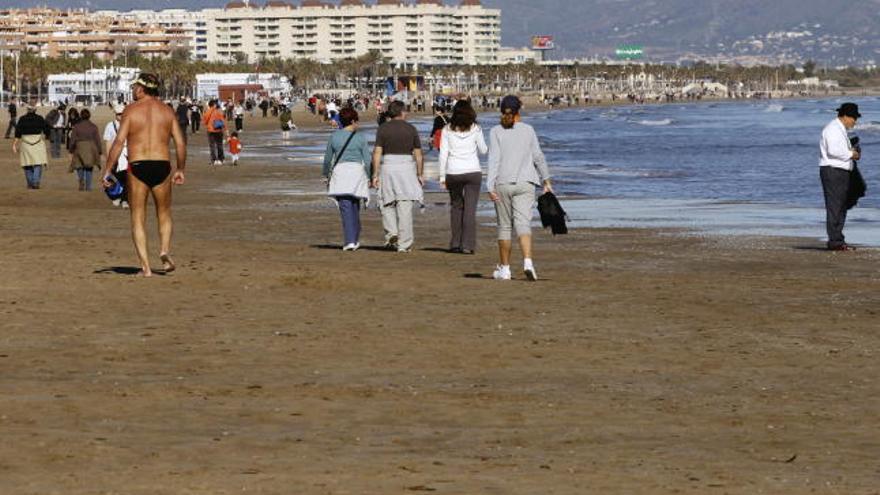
[8,70,867,278]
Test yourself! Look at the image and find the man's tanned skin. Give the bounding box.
[102,76,186,277]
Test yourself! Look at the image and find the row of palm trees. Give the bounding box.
[1,50,875,101]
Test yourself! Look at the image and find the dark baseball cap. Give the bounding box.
[837,102,861,119]
[500,95,522,113]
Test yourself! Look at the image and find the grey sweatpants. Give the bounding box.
[494,182,535,240]
[820,166,851,248]
[381,199,415,250]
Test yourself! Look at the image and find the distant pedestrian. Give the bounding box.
[439,100,487,254]
[279,106,295,140]
[371,101,424,253]
[5,101,17,139]
[202,100,226,165]
[190,101,202,134]
[12,100,50,189]
[67,109,103,191]
[103,103,129,208]
[819,102,862,251]
[322,107,372,251]
[430,107,448,151]
[228,131,242,166]
[234,101,245,132]
[176,98,190,142]
[487,96,553,281]
[47,105,65,158]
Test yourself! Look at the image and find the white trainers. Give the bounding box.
[112,199,122,207]
[342,243,360,252]
[121,201,130,209]
[523,258,538,281]
[493,264,512,280]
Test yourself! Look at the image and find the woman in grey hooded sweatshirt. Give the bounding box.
[439,100,487,254]
[487,95,553,282]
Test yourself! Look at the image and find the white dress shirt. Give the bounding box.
[819,118,854,171]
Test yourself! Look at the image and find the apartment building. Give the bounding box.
[204,0,501,65]
[101,9,210,60]
[0,8,189,60]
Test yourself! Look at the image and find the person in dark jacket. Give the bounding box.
[429,107,448,151]
[12,101,50,189]
[5,101,17,139]
[176,99,190,142]
[67,109,103,191]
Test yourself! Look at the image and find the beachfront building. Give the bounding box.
[195,73,292,100]
[47,67,140,104]
[497,47,541,65]
[204,0,501,65]
[99,9,210,61]
[0,8,189,60]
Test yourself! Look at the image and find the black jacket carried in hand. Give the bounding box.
[846,164,866,210]
[537,191,569,235]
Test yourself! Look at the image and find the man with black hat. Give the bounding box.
[819,102,862,251]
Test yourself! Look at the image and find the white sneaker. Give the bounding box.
[342,243,360,251]
[493,264,511,280]
[524,259,538,281]
[121,201,130,209]
[112,199,121,207]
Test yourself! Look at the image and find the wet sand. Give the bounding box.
[2,108,880,494]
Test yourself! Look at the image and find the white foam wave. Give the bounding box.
[856,122,880,133]
[636,118,674,126]
[764,104,785,112]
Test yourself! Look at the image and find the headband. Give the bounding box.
[133,77,159,90]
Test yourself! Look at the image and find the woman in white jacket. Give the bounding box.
[439,100,488,254]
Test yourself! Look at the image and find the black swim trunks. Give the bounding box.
[129,161,172,188]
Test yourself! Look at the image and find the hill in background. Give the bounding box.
[2,0,878,65]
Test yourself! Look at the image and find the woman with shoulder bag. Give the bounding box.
[322,107,372,251]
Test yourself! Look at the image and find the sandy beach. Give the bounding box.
[2,108,880,494]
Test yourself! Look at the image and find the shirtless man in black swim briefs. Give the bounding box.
[102,73,186,277]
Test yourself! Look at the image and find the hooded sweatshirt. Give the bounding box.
[438,125,488,180]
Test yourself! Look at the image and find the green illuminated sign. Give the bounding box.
[616,45,644,59]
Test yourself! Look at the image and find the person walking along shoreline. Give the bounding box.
[203,100,226,165]
[372,101,425,253]
[322,107,372,251]
[487,95,553,281]
[439,100,487,254]
[101,73,187,277]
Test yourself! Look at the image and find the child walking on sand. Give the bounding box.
[228,131,242,166]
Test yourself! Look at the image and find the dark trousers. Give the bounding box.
[337,196,361,246]
[114,169,129,203]
[191,116,200,133]
[446,172,482,252]
[820,166,851,248]
[208,132,225,163]
[235,117,243,132]
[4,118,15,138]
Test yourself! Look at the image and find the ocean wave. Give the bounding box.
[635,118,674,126]
[763,104,785,112]
[856,121,880,133]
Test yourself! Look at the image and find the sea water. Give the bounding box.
[240,96,880,245]
[521,96,880,245]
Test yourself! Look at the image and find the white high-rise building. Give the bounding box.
[204,0,501,65]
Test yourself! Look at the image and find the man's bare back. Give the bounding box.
[125,97,178,162]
